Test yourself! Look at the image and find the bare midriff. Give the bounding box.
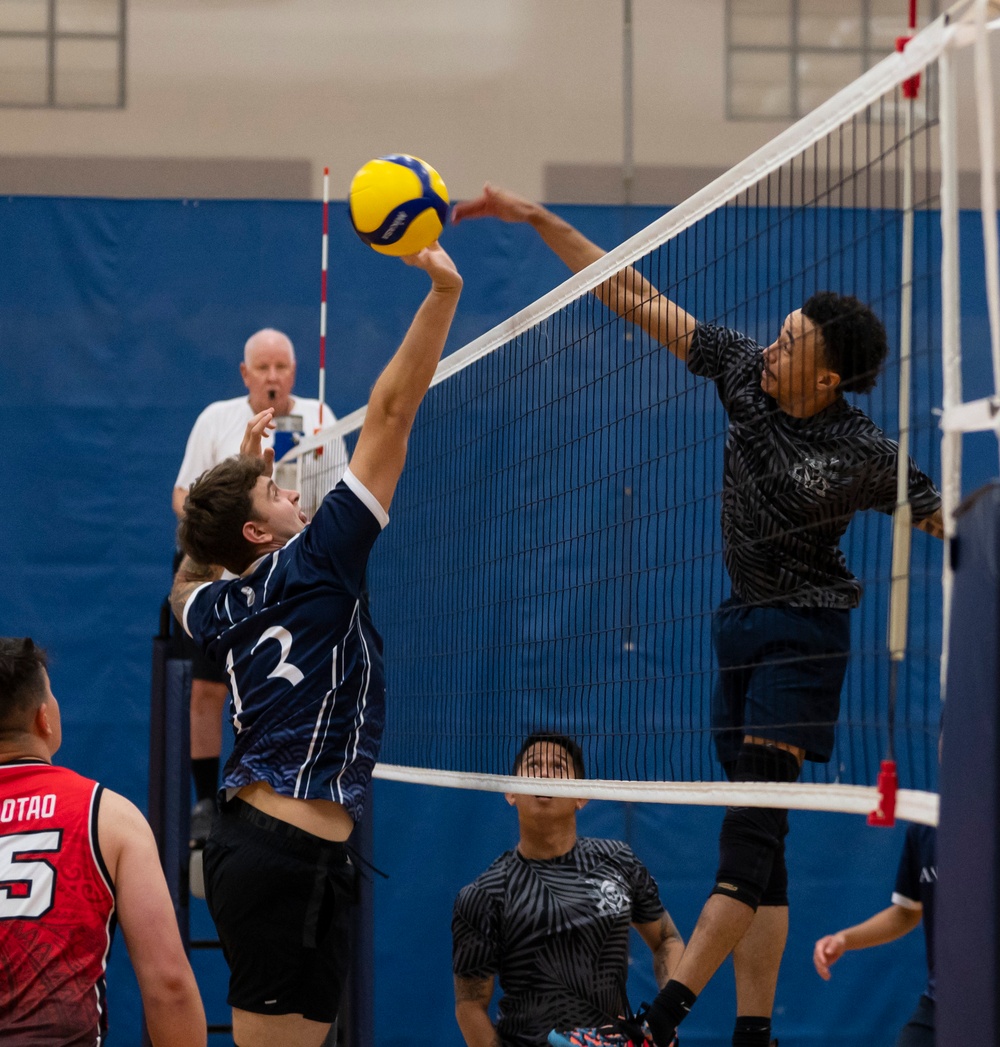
[236,781,355,841]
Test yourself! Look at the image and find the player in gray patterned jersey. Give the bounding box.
[452,733,684,1047]
[453,187,943,1047]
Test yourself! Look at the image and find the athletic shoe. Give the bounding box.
[548,1030,641,1047]
[548,1017,658,1047]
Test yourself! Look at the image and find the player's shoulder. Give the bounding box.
[830,399,885,440]
[905,821,936,855]
[694,322,762,352]
[577,835,634,858]
[575,836,646,872]
[0,759,97,790]
[458,850,518,897]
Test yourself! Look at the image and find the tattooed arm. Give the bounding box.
[454,974,500,1047]
[169,555,222,629]
[634,911,686,989]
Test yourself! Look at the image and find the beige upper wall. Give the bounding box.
[0,0,996,201]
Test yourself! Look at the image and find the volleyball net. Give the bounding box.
[287,1,1000,826]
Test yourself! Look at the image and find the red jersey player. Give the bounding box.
[0,636,205,1046]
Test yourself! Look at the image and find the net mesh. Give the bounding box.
[284,13,995,820]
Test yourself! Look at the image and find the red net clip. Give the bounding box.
[896,36,921,100]
[867,759,898,827]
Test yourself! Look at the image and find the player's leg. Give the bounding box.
[639,607,815,1046]
[731,905,787,1046]
[722,605,848,1047]
[190,677,227,795]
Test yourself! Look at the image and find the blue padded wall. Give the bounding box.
[1,196,995,1045]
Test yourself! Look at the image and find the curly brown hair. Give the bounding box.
[177,455,269,574]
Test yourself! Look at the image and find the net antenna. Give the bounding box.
[318,165,330,426]
[285,5,1000,829]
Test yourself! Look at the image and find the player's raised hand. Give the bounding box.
[451,183,537,225]
[240,408,277,474]
[812,933,847,980]
[402,241,463,293]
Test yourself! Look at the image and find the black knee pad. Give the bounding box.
[711,744,800,909]
[732,743,801,785]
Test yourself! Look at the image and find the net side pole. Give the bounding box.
[873,24,922,826]
[938,38,963,700]
[972,0,1000,471]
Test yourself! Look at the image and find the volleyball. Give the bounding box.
[348,154,449,257]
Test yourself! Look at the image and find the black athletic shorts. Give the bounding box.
[203,798,358,1022]
[710,598,851,765]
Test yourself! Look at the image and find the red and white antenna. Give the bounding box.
[318,165,330,425]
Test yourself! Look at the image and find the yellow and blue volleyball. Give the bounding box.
[348,154,449,256]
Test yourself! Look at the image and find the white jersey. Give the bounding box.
[175,395,349,491]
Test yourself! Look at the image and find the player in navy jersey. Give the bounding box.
[452,733,684,1047]
[0,636,205,1046]
[814,824,937,1047]
[170,242,462,1047]
[452,187,943,1047]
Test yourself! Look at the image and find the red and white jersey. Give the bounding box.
[0,760,115,1046]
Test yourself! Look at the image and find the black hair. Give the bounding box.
[0,637,49,731]
[801,291,889,394]
[513,731,586,780]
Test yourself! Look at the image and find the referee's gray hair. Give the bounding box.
[244,328,296,366]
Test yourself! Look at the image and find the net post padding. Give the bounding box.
[373,764,939,826]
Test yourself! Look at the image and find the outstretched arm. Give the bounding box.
[453,183,697,360]
[813,903,922,981]
[349,242,463,512]
[99,790,207,1046]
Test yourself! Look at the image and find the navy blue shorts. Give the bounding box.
[203,799,357,1023]
[895,994,934,1047]
[711,598,851,765]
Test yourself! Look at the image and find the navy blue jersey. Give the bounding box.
[452,837,665,1047]
[183,470,388,823]
[892,823,937,1000]
[687,324,941,608]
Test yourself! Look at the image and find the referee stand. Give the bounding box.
[147,600,373,1046]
